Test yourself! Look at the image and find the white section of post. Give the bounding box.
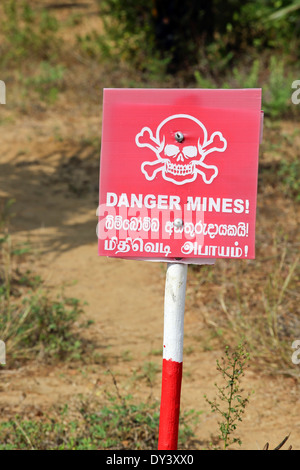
[163,263,188,363]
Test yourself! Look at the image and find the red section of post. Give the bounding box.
[158,358,183,450]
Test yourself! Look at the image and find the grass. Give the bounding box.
[0,388,201,450]
[0,397,159,450]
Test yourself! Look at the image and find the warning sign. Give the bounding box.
[97,88,262,261]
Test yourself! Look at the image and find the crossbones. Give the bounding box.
[136,114,227,185]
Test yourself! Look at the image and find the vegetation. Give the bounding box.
[0,0,59,63]
[0,200,94,367]
[90,0,300,73]
[75,0,300,117]
[1,0,300,115]
[0,395,161,450]
[0,376,200,450]
[205,342,251,450]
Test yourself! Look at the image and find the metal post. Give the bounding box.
[158,262,188,450]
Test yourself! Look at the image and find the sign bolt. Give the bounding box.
[174,218,184,228]
[175,132,184,143]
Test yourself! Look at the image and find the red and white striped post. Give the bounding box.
[158,262,188,450]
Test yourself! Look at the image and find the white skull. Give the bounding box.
[157,115,207,184]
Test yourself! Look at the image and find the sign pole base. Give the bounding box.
[158,262,188,451]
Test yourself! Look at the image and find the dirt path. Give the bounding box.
[0,111,299,450]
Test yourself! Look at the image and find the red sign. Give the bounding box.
[97,89,262,261]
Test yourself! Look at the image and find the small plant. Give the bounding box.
[22,61,65,104]
[205,342,250,450]
[278,158,300,202]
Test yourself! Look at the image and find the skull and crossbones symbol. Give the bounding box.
[135,114,227,185]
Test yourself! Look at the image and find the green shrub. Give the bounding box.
[263,57,296,118]
[22,61,65,104]
[76,1,300,73]
[279,158,300,201]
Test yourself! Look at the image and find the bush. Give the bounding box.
[81,0,300,75]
